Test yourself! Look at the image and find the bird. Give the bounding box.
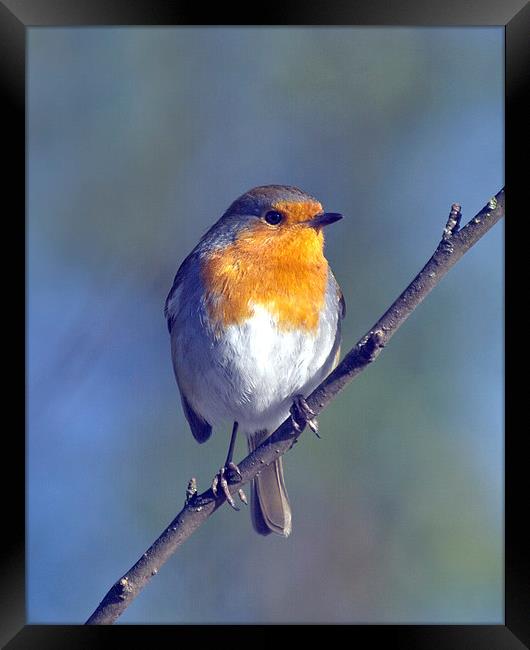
[165,185,345,537]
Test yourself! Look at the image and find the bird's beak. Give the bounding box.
[305,212,343,228]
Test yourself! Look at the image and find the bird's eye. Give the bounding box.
[264,210,283,225]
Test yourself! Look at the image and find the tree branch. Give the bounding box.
[86,188,504,625]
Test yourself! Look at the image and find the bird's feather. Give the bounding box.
[180,390,212,443]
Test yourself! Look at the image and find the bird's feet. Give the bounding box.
[211,462,247,510]
[290,394,320,437]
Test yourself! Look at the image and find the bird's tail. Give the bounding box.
[247,430,292,537]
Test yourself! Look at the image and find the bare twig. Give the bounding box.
[86,188,504,625]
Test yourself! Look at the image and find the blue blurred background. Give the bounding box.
[27,27,503,624]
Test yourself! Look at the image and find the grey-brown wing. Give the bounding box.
[328,269,345,369]
[180,390,212,443]
[165,253,212,443]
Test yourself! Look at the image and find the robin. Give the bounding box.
[165,185,345,537]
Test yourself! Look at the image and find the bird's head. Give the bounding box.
[226,184,341,239]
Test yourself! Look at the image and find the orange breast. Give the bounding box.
[201,222,329,333]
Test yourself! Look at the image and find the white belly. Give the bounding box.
[175,303,338,435]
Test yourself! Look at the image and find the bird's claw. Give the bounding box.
[238,488,248,506]
[211,464,247,510]
[226,461,242,481]
[290,394,320,437]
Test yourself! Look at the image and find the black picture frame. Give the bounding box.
[4,1,525,647]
